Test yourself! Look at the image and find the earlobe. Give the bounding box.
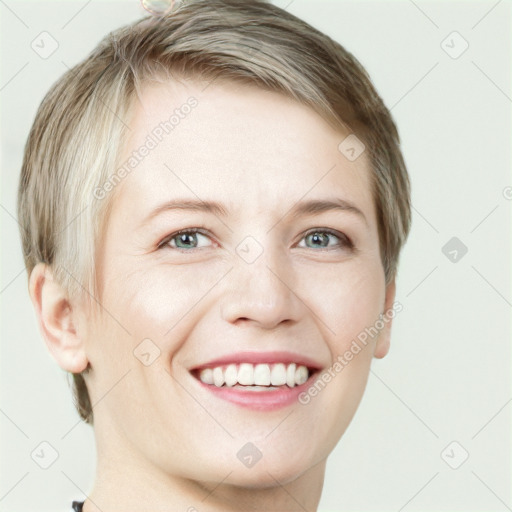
[373,278,397,359]
[29,263,89,373]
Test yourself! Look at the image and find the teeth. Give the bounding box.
[199,368,214,385]
[295,365,308,385]
[198,362,311,388]
[213,367,224,387]
[286,363,296,388]
[238,363,254,385]
[224,364,237,387]
[270,363,287,386]
[254,364,271,385]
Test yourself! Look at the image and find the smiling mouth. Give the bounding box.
[191,362,319,391]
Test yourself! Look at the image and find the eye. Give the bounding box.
[158,228,354,252]
[159,228,213,251]
[297,229,353,250]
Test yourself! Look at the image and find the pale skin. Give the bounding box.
[29,78,396,512]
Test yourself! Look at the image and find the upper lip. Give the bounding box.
[190,351,323,372]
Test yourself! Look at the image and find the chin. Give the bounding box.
[222,465,308,490]
[221,444,320,489]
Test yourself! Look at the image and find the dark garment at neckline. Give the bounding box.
[72,501,84,512]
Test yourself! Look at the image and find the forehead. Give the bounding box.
[113,78,376,226]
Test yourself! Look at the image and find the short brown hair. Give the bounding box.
[18,0,411,424]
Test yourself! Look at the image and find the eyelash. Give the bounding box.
[158,227,354,252]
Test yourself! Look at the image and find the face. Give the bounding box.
[83,78,394,488]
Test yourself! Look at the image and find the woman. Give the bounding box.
[18,0,411,510]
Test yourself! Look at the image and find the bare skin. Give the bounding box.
[30,78,396,512]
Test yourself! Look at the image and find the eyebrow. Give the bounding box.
[288,198,368,226]
[141,197,368,227]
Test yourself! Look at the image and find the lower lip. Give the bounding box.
[193,373,318,411]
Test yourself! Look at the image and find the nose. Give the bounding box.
[220,244,303,330]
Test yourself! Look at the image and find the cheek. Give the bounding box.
[98,261,228,350]
[84,265,211,412]
[95,244,384,363]
[295,258,385,356]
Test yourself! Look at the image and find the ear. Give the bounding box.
[28,263,89,373]
[373,277,396,359]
